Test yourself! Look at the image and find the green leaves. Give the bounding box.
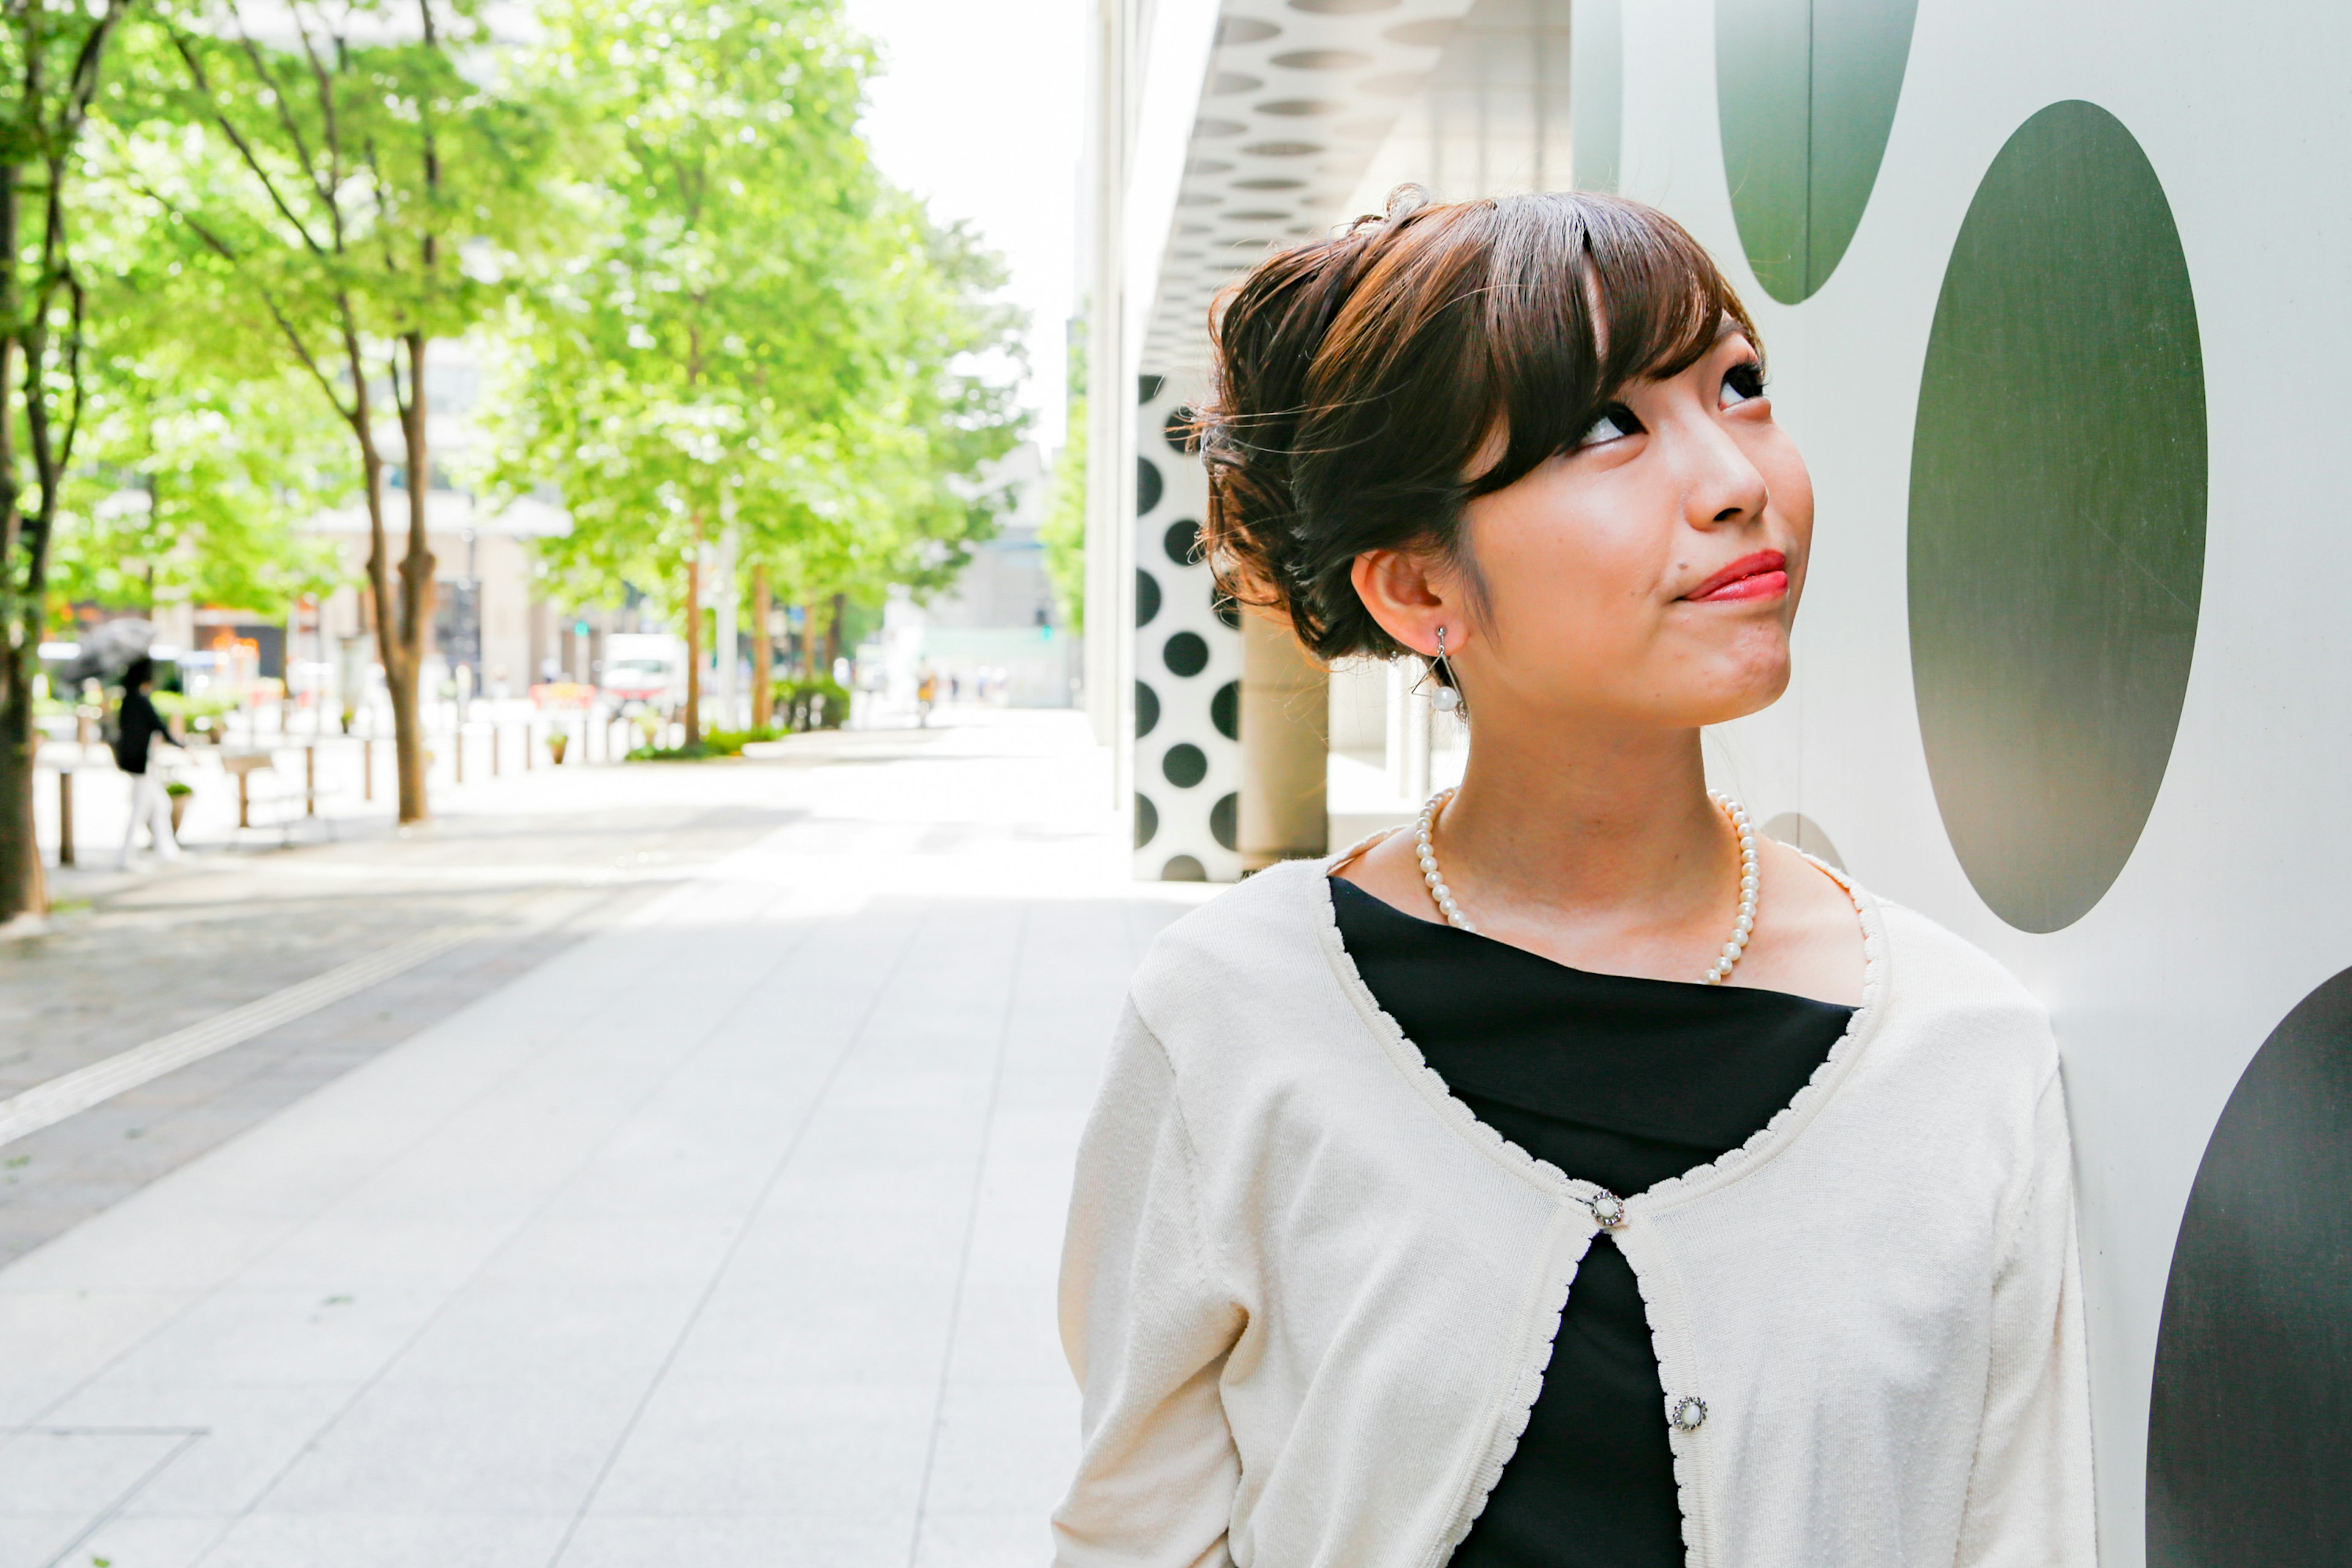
[92,0,565,422]
[480,0,1027,616]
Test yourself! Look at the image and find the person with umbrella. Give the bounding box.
[114,655,185,869]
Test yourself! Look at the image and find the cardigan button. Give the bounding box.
[1668,1395,1708,1432]
[1586,1191,1626,1229]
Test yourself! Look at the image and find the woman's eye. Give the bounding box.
[1721,360,1766,408]
[1577,404,1641,448]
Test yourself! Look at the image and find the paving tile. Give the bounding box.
[61,1511,226,1568]
[0,1427,192,1517]
[944,1279,1071,1386]
[375,1284,703,1393]
[555,1512,914,1568]
[590,1379,937,1517]
[98,1291,439,1388]
[261,1381,642,1516]
[916,1379,1079,1518]
[914,1510,1060,1568]
[198,1510,571,1568]
[42,1382,360,1518]
[0,1512,98,1568]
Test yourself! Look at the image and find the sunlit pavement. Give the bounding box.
[0,710,1205,1567]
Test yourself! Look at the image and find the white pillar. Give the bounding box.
[1238,608,1329,870]
[1403,674,1432,807]
[1083,0,1135,801]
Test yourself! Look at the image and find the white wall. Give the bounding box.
[1619,4,2352,1559]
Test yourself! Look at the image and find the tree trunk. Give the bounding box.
[824,593,845,679]
[751,565,772,727]
[0,148,29,920]
[0,658,43,921]
[683,526,704,747]
[393,334,438,820]
[802,601,821,680]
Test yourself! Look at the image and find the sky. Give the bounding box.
[840,0,1092,453]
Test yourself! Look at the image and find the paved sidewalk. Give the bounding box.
[2,744,815,1265]
[0,713,1204,1567]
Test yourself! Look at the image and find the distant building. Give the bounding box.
[872,442,1078,709]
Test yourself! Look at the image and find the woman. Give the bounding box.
[1053,190,2093,1567]
[114,655,185,870]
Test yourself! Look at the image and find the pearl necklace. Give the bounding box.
[1412,787,1762,985]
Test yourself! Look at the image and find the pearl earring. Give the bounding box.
[1431,627,1463,716]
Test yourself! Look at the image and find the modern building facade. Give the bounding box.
[1088,0,2352,1559]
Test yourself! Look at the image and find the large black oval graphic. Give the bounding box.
[2149,968,2352,1561]
[1908,100,2206,933]
[1716,0,1918,303]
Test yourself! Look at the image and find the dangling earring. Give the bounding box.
[1430,627,1464,717]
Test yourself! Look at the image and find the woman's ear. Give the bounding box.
[1351,548,1472,658]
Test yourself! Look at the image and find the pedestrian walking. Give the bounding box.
[916,665,938,728]
[113,655,186,870]
[1054,189,2093,1566]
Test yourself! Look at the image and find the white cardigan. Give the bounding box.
[1054,855,2095,1567]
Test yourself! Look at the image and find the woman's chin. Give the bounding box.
[1687,662,1792,727]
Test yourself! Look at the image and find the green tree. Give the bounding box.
[1040,330,1087,630]
[0,0,137,921]
[104,0,556,823]
[484,0,1024,742]
[52,196,348,618]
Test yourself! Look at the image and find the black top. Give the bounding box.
[1328,876,1853,1568]
[111,690,180,775]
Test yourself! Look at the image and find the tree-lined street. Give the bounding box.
[3,0,1034,918]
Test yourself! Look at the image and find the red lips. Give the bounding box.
[1683,549,1788,603]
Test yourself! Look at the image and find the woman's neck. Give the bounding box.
[1441,714,1730,930]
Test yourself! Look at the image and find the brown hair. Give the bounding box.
[1194,186,1758,663]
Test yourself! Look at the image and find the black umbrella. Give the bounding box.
[58,618,156,684]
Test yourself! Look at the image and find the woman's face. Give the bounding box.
[1444,322,1814,731]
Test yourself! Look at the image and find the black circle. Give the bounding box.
[1136,456,1164,516]
[1211,680,1240,741]
[1136,568,1162,628]
[1759,811,1844,872]
[1164,519,1202,566]
[1212,590,1240,630]
[2149,967,2352,1560]
[1163,631,1209,678]
[1137,374,1166,402]
[1134,680,1159,739]
[1162,743,1208,788]
[1210,792,1238,851]
[1163,407,1198,455]
[1908,100,2205,933]
[1716,0,1917,303]
[1133,793,1158,849]
[1161,853,1208,881]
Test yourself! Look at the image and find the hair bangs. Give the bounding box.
[1470,194,1755,499]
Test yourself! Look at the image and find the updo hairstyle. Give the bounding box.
[1193,186,1758,665]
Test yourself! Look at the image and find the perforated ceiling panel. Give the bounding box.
[1142,0,1485,376]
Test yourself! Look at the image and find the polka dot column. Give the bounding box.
[1132,374,1242,882]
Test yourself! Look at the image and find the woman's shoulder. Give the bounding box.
[1126,858,1346,1046]
[1852,881,2059,1079]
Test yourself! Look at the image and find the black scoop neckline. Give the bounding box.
[1327,872,1847,1012]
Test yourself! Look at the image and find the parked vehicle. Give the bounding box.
[599,634,686,709]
